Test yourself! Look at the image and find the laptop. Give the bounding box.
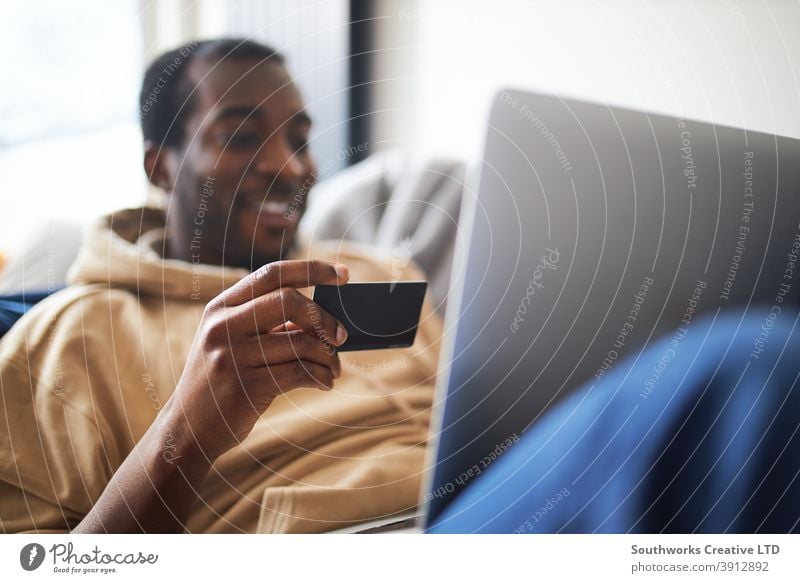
[336,88,800,533]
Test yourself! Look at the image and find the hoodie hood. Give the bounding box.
[66,207,249,301]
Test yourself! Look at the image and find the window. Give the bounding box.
[0,0,145,255]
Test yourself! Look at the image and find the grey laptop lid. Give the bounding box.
[422,88,800,526]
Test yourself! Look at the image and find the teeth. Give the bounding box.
[258,201,291,214]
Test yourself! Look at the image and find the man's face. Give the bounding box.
[166,57,316,269]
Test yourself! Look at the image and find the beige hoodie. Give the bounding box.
[0,207,442,533]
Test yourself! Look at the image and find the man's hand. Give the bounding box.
[73,259,349,533]
[171,259,350,460]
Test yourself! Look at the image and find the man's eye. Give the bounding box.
[220,132,262,149]
[290,137,309,154]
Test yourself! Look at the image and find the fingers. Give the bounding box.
[243,331,341,378]
[230,287,348,346]
[260,359,335,392]
[269,321,302,333]
[222,260,349,307]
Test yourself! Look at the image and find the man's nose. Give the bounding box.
[255,136,305,180]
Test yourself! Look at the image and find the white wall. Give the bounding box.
[369,0,800,160]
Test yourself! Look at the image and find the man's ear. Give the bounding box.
[143,141,177,192]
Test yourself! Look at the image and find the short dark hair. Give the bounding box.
[139,38,284,149]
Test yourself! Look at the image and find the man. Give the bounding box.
[0,38,442,533]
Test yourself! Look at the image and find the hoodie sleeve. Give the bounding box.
[0,286,153,532]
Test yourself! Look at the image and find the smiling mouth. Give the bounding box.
[247,198,300,229]
[256,200,293,214]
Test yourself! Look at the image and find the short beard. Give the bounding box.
[235,230,299,272]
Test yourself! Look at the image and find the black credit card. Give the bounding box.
[313,281,427,351]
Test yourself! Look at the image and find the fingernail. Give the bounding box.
[336,323,348,344]
[334,263,349,281]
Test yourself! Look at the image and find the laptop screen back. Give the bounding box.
[423,88,800,525]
